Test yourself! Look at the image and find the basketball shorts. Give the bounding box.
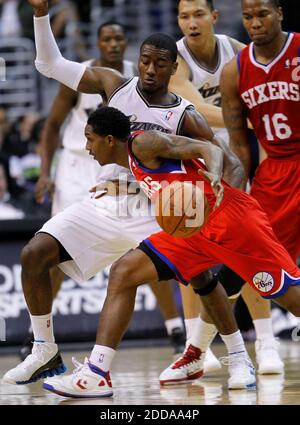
[251,157,300,262]
[52,149,100,215]
[142,190,300,299]
[38,194,160,283]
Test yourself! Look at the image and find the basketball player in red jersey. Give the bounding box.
[38,106,300,397]
[222,0,300,260]
[219,0,300,357]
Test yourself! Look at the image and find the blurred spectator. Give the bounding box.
[0,157,25,219]
[0,0,34,39]
[0,108,10,151]
[49,0,88,60]
[2,112,39,159]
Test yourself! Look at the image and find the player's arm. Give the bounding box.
[227,37,246,54]
[220,58,250,189]
[29,0,125,98]
[169,56,225,128]
[180,107,244,188]
[35,84,78,203]
[133,131,224,188]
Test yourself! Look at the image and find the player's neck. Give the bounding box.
[137,82,176,106]
[252,31,288,65]
[185,34,218,70]
[98,58,124,73]
[115,144,130,169]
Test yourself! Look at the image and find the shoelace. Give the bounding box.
[21,342,55,368]
[71,357,90,375]
[219,353,254,374]
[172,350,200,369]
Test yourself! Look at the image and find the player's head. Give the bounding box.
[85,107,130,166]
[97,21,127,64]
[177,0,219,42]
[138,33,178,94]
[241,0,283,46]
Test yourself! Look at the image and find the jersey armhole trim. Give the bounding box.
[107,77,134,104]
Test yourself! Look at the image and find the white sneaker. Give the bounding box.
[2,342,66,385]
[204,348,222,374]
[255,338,284,375]
[43,357,113,398]
[221,351,256,390]
[159,344,204,386]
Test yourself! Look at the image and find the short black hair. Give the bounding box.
[140,33,178,62]
[241,0,280,8]
[97,21,126,38]
[178,0,215,12]
[87,107,131,140]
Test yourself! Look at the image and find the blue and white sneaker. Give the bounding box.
[2,341,66,385]
[43,357,113,398]
[221,351,256,390]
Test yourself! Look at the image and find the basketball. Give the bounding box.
[155,181,210,238]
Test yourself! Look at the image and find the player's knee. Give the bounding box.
[217,266,245,298]
[21,234,59,273]
[108,257,136,294]
[191,270,218,296]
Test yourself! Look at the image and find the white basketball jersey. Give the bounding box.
[62,59,136,152]
[177,34,236,142]
[95,76,193,182]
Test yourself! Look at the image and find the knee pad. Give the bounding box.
[192,274,219,296]
[217,266,245,298]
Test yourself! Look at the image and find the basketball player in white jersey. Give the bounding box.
[162,0,283,380]
[3,0,251,388]
[18,22,186,361]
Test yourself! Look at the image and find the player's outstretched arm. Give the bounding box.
[28,0,125,97]
[220,59,250,189]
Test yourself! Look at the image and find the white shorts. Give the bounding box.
[52,149,100,215]
[38,194,160,283]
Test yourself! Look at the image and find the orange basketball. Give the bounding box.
[155,181,210,238]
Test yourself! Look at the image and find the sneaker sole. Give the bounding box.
[43,383,113,398]
[228,380,256,390]
[15,364,67,385]
[160,370,203,386]
[257,367,284,375]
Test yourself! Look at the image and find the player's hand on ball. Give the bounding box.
[198,169,224,210]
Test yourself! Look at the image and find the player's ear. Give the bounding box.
[277,7,283,22]
[171,61,178,76]
[212,9,219,25]
[106,135,114,146]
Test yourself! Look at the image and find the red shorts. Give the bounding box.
[251,157,300,262]
[144,190,300,299]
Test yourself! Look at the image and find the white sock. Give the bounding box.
[89,345,116,371]
[190,317,217,353]
[30,313,55,343]
[184,318,199,344]
[165,317,184,336]
[253,318,274,340]
[220,330,246,355]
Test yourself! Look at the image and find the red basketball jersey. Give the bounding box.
[238,32,300,159]
[127,132,232,213]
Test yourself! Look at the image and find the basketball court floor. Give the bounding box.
[0,341,300,405]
